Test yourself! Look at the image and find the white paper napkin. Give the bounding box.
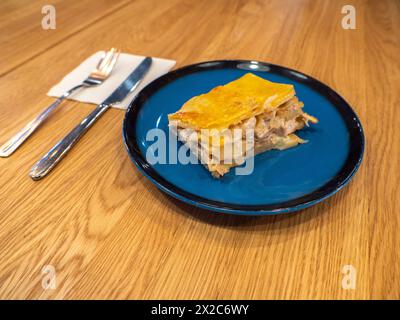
[47,52,176,109]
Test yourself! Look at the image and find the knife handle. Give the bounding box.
[29,103,110,180]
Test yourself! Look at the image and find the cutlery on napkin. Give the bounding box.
[30,56,156,180]
[0,48,121,157]
[48,52,176,110]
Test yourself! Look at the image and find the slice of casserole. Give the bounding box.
[168,73,318,177]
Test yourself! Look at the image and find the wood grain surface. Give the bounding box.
[0,0,399,299]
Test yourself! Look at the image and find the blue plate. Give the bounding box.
[123,60,365,215]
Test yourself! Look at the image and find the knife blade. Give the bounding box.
[103,56,152,106]
[29,57,153,180]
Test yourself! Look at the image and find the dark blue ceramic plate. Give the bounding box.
[123,60,364,215]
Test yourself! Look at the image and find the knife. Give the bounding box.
[29,57,153,180]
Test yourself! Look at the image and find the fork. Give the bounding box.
[0,48,120,157]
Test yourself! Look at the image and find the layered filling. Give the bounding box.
[172,97,317,177]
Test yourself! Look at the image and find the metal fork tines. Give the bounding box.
[0,48,120,157]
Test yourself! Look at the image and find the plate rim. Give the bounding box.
[122,59,365,215]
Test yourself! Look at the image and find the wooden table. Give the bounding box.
[0,0,399,300]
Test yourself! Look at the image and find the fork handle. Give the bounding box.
[29,103,110,180]
[0,84,83,157]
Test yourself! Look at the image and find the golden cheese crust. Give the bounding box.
[168,73,295,130]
